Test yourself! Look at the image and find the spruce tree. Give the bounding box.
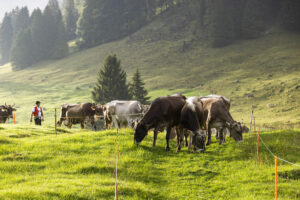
[10,29,34,69]
[129,68,150,104]
[31,8,48,62]
[92,55,131,104]
[42,0,69,59]
[0,14,13,64]
[63,0,79,40]
[13,7,30,41]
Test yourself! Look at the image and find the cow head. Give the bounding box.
[95,104,104,116]
[134,122,148,145]
[192,130,206,152]
[228,121,243,142]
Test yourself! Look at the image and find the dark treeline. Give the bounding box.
[1,0,300,68]
[187,0,300,47]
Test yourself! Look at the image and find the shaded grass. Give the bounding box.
[0,125,299,199]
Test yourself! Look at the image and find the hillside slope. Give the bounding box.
[0,8,299,128]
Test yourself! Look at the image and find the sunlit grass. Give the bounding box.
[0,125,299,199]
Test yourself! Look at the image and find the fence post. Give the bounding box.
[275,156,278,200]
[257,129,260,167]
[250,109,254,132]
[55,108,57,135]
[13,112,16,125]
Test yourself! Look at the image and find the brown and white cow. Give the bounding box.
[134,94,186,151]
[180,97,207,152]
[201,97,243,146]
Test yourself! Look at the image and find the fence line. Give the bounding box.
[258,133,300,167]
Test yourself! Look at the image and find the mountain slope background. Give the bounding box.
[0,6,299,128]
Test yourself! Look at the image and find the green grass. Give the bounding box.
[0,7,299,128]
[0,124,299,199]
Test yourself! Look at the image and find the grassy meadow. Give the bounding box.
[0,124,299,199]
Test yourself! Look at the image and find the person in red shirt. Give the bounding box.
[30,101,44,125]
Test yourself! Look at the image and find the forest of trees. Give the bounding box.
[1,0,300,68]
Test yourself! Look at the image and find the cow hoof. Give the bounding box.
[165,147,170,151]
[176,148,181,153]
[206,141,211,146]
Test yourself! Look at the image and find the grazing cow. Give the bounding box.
[58,103,103,129]
[57,103,78,126]
[200,95,231,144]
[0,104,16,123]
[104,100,145,129]
[180,97,207,152]
[201,97,243,146]
[134,94,186,151]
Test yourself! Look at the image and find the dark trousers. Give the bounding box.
[34,117,42,125]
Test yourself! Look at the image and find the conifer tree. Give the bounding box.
[63,0,79,40]
[0,14,13,64]
[92,55,131,104]
[13,7,30,41]
[10,29,34,69]
[129,68,150,104]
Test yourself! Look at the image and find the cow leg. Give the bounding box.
[165,126,172,151]
[206,124,212,146]
[215,130,219,140]
[112,117,119,129]
[223,129,226,143]
[192,133,197,152]
[176,127,184,153]
[80,122,84,129]
[219,128,224,145]
[153,129,158,147]
[184,131,189,147]
[188,133,192,150]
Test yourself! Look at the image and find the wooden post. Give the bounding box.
[257,130,260,167]
[253,117,256,133]
[13,113,16,125]
[275,156,278,200]
[55,108,57,135]
[250,109,254,132]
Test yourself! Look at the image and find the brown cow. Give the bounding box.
[134,94,186,151]
[0,104,16,123]
[58,103,103,130]
[200,95,231,144]
[202,97,243,146]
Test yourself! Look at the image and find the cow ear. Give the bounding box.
[91,106,96,110]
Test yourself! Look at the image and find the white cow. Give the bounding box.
[104,100,145,129]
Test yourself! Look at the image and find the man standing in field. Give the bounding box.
[30,101,44,125]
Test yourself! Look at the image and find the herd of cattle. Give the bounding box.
[0,94,249,153]
[56,94,249,153]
